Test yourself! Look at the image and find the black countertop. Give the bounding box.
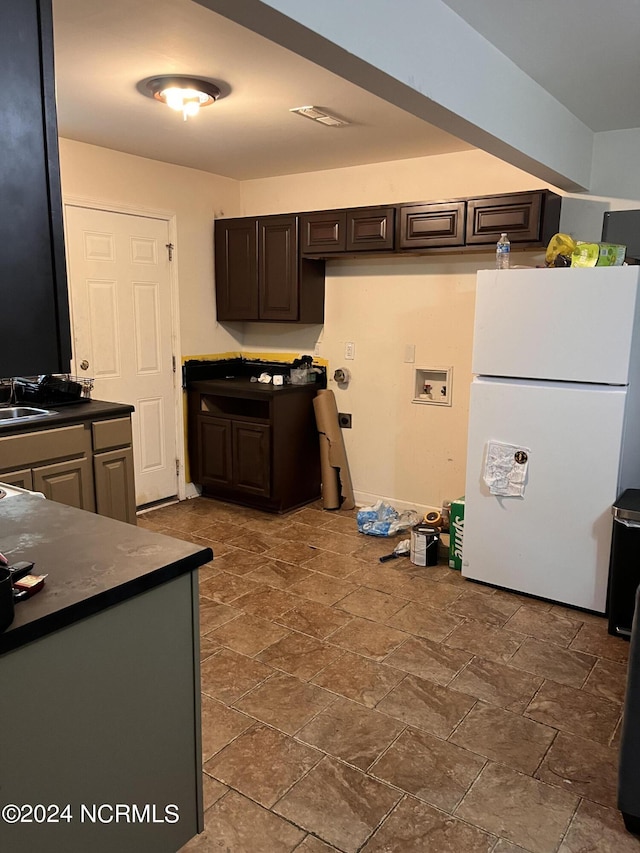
[0,398,134,436]
[0,494,212,655]
[190,378,319,399]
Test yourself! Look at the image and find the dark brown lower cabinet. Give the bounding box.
[189,380,320,513]
[232,422,271,497]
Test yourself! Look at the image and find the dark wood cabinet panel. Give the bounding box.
[259,216,298,321]
[398,202,465,249]
[301,211,346,253]
[1,0,72,378]
[218,191,561,281]
[214,218,259,321]
[466,190,560,245]
[301,207,394,253]
[215,215,324,323]
[232,422,271,496]
[189,381,320,512]
[347,207,395,251]
[197,416,233,489]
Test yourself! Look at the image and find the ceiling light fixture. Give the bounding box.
[290,106,350,127]
[144,76,221,121]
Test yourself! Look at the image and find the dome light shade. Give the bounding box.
[144,76,221,121]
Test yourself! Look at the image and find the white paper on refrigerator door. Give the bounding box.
[483,441,530,496]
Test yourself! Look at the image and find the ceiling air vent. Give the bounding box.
[289,106,350,127]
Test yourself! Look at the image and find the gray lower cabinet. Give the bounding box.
[92,418,137,523]
[33,456,95,512]
[0,416,136,523]
[0,572,202,853]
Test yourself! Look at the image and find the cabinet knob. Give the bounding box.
[80,360,90,371]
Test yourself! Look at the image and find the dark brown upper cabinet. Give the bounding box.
[220,191,561,297]
[301,207,395,254]
[301,211,346,254]
[214,217,259,320]
[215,215,324,324]
[466,190,561,245]
[398,201,466,250]
[347,207,395,251]
[1,0,72,378]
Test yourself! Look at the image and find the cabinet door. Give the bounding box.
[32,456,95,511]
[232,422,271,497]
[258,216,299,321]
[197,416,233,488]
[398,202,465,249]
[214,218,259,320]
[466,192,543,244]
[0,0,71,377]
[300,211,346,254]
[94,447,137,524]
[347,207,395,251]
[0,469,34,490]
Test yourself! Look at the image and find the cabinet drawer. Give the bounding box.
[398,202,465,249]
[92,417,133,451]
[0,424,88,470]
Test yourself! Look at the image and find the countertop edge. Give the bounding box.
[0,546,212,656]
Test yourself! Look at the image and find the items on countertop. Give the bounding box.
[183,355,327,389]
[545,232,627,269]
[4,373,94,407]
[496,232,510,269]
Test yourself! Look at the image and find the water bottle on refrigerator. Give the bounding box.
[496,233,510,269]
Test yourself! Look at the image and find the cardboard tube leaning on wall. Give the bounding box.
[313,389,355,510]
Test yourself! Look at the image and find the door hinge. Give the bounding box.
[175,459,180,476]
[166,242,174,261]
[172,355,177,373]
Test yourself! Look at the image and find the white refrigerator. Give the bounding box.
[463,266,640,612]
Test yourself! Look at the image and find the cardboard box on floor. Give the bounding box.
[449,496,465,570]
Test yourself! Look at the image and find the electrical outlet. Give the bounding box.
[345,341,355,360]
[314,341,321,357]
[338,413,352,428]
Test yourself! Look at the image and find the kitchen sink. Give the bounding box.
[0,406,56,423]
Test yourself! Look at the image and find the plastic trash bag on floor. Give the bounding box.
[356,500,419,537]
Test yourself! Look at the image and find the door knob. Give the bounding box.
[80,360,90,371]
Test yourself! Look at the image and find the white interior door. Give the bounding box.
[65,205,178,507]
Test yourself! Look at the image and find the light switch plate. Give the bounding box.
[404,344,415,363]
[345,342,355,360]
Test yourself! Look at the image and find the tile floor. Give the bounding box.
[138,497,640,853]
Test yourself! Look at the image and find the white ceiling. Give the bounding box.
[52,0,640,182]
[441,0,640,133]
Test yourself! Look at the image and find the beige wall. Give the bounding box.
[239,150,551,511]
[58,138,242,358]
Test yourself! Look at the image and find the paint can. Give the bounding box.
[410,524,440,567]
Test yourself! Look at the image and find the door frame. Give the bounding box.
[62,195,187,503]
